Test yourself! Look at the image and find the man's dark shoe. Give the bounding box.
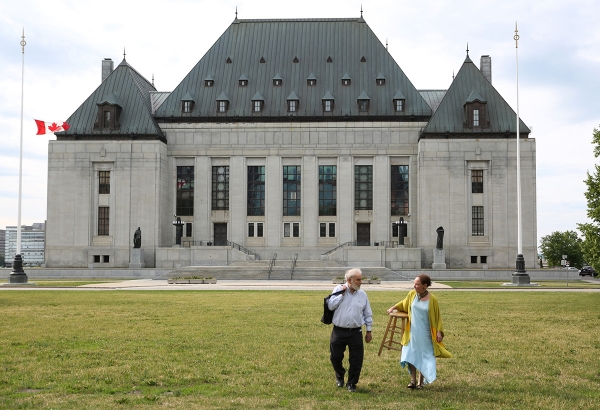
[346,383,356,392]
[336,376,344,388]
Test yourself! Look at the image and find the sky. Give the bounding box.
[1,0,599,250]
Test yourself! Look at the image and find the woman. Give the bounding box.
[386,274,452,389]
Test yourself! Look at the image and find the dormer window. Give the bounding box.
[181,92,195,113]
[376,73,386,86]
[204,75,214,87]
[216,92,230,113]
[464,90,488,128]
[287,91,299,113]
[393,90,406,112]
[357,91,370,112]
[307,74,317,86]
[94,92,122,131]
[322,91,334,113]
[342,73,351,86]
[239,74,248,87]
[273,74,282,86]
[251,92,264,113]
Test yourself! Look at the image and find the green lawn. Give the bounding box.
[0,290,599,409]
[437,280,600,288]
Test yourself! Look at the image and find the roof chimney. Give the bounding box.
[102,58,114,83]
[480,55,492,84]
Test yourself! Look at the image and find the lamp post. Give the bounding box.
[173,216,184,246]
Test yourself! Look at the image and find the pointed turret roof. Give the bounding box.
[422,55,530,137]
[58,59,164,141]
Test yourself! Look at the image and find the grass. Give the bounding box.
[0,290,599,409]
[437,280,600,288]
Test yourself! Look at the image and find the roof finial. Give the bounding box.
[152,73,154,86]
[235,6,238,19]
[466,42,469,56]
[386,38,388,50]
[514,22,519,49]
[452,70,455,81]
[360,5,363,18]
[123,47,126,60]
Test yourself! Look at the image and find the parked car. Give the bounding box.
[579,266,598,277]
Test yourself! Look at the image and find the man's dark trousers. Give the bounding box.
[330,326,364,385]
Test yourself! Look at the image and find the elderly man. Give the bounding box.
[327,268,373,392]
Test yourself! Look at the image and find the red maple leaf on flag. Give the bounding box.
[62,122,70,131]
[48,123,60,132]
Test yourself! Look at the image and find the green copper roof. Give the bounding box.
[59,59,164,139]
[423,55,530,136]
[155,18,431,120]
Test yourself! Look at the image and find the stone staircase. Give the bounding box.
[164,260,406,281]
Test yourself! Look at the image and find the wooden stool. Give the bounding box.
[378,310,408,356]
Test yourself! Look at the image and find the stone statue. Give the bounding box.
[133,227,141,248]
[436,226,444,250]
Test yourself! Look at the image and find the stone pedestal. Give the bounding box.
[432,248,446,269]
[129,248,145,269]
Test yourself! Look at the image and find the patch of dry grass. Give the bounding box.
[0,290,598,409]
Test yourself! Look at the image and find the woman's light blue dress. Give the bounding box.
[400,296,437,384]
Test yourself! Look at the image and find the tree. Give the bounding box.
[577,125,600,270]
[539,230,584,268]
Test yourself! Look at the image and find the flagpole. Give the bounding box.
[512,22,529,284]
[10,28,28,283]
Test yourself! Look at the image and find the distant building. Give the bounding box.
[46,17,536,270]
[4,223,45,268]
[0,229,5,267]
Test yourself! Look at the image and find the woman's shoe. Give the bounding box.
[407,382,416,389]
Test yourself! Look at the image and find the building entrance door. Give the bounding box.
[214,223,228,246]
[357,223,370,246]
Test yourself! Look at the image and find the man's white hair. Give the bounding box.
[345,268,362,282]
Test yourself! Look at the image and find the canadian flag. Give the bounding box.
[35,119,70,135]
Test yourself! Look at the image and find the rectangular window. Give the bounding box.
[481,256,487,264]
[471,256,478,263]
[284,223,290,237]
[392,223,399,237]
[319,165,337,216]
[183,101,191,113]
[247,166,265,216]
[257,223,263,238]
[212,166,229,210]
[248,223,255,237]
[103,111,111,128]
[177,166,194,216]
[103,255,110,263]
[94,255,100,263]
[471,170,483,193]
[355,165,373,210]
[395,99,404,112]
[218,101,227,112]
[473,109,480,126]
[99,171,110,194]
[98,206,109,235]
[253,101,262,112]
[293,223,300,237]
[324,100,332,112]
[472,206,484,236]
[329,223,335,237]
[283,166,301,216]
[320,223,326,237]
[358,100,369,112]
[391,165,409,215]
[288,100,297,112]
[185,223,193,237]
